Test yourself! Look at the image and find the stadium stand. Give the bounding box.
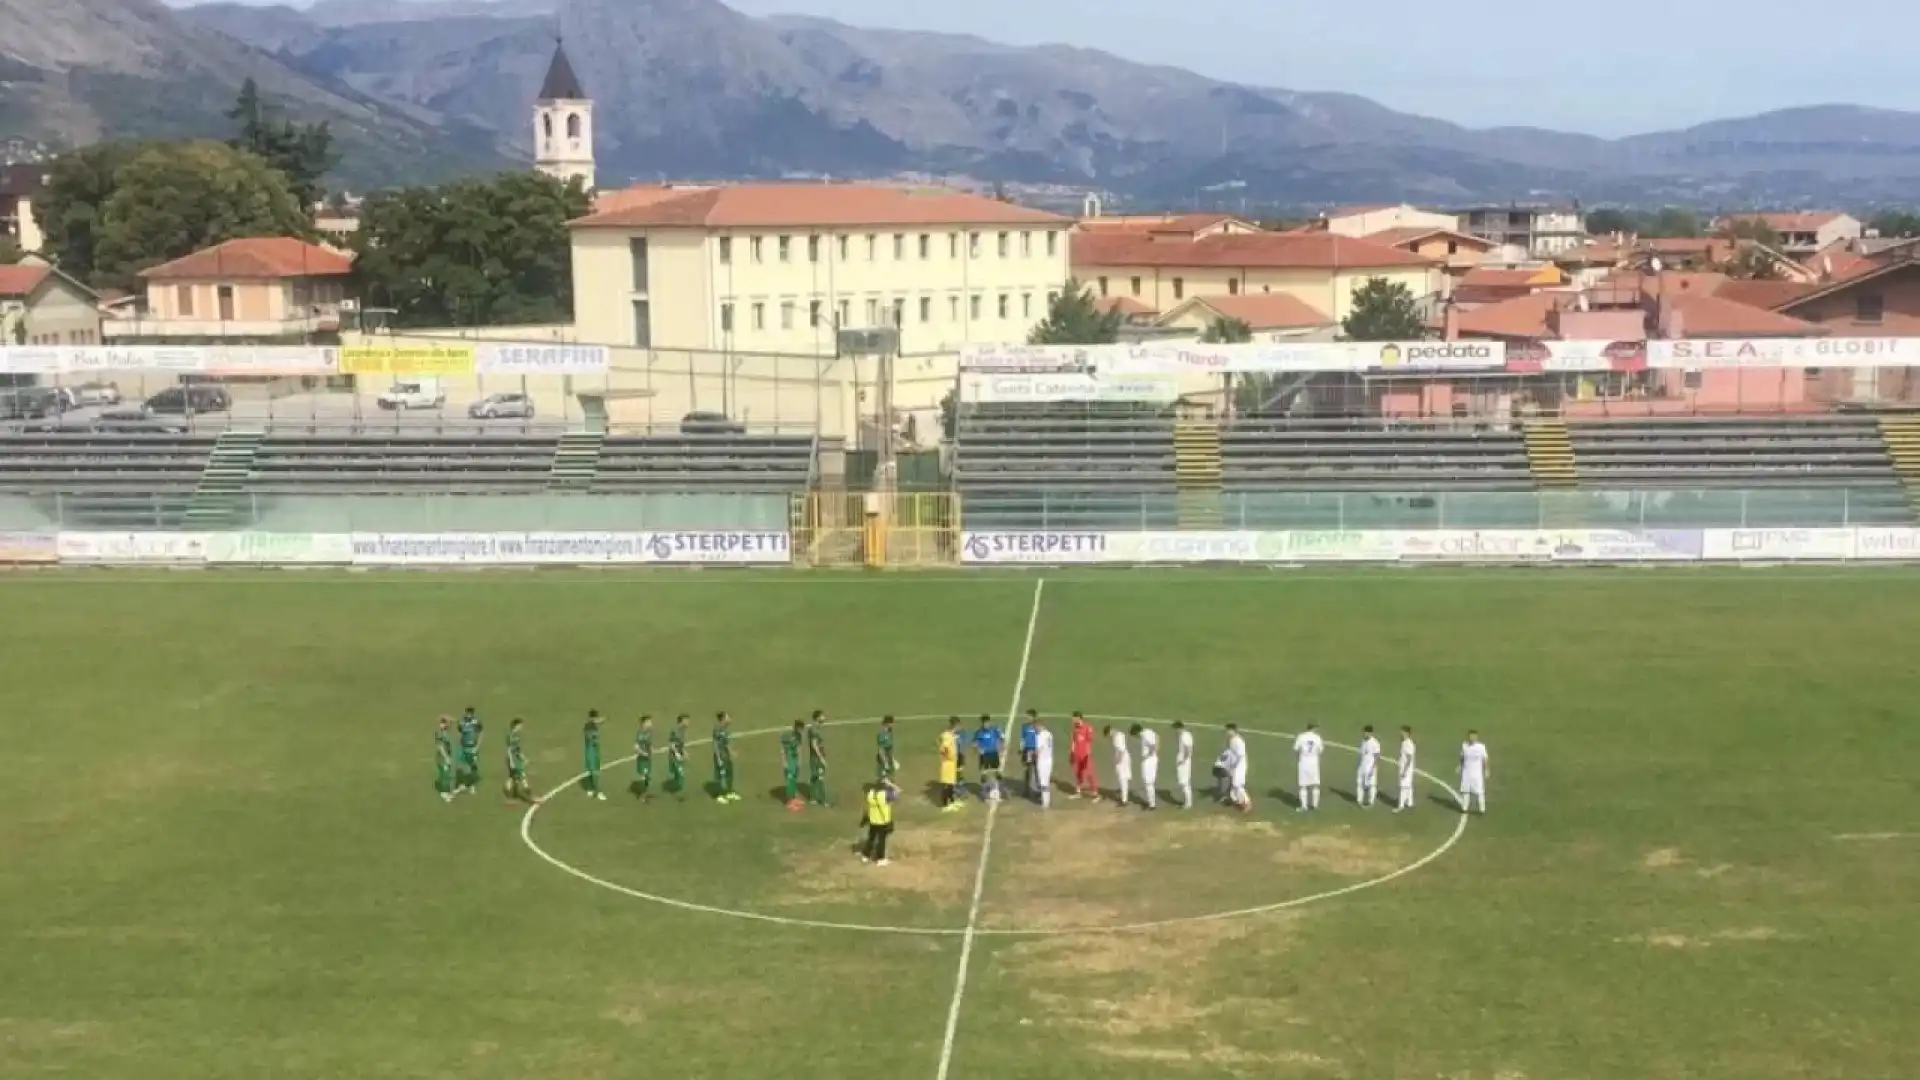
[249,435,558,493]
[1222,419,1534,492]
[0,433,214,527]
[952,403,1178,528]
[594,434,817,492]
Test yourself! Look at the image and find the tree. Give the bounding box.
[1871,211,1920,238]
[1584,208,1634,236]
[350,171,591,327]
[1027,279,1121,344]
[0,233,19,265]
[1341,277,1425,341]
[1719,245,1781,281]
[228,78,336,214]
[34,141,145,283]
[1200,315,1252,344]
[90,141,311,291]
[1718,217,1781,249]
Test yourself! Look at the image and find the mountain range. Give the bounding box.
[9,0,1920,206]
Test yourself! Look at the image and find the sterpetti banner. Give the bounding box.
[345,531,791,565]
[955,528,1887,564]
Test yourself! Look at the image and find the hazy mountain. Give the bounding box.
[128,0,1920,203]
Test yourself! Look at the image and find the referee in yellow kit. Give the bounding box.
[860,779,898,865]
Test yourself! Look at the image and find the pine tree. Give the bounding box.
[1341,277,1426,341]
[1027,279,1122,344]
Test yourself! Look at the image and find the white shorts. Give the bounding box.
[1114,757,1131,779]
[1399,770,1415,789]
[1357,764,1377,787]
[1298,765,1321,788]
[1035,756,1053,780]
[1175,761,1193,785]
[1461,773,1485,796]
[1231,764,1249,788]
[1141,759,1159,784]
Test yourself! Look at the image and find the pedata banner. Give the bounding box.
[345,531,790,565]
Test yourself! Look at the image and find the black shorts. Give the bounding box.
[980,751,1002,772]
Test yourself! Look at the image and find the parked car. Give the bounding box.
[680,410,746,435]
[377,379,446,410]
[144,385,231,415]
[70,381,122,407]
[468,393,534,420]
[0,387,59,420]
[94,407,189,433]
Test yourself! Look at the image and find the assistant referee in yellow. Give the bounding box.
[860,778,899,865]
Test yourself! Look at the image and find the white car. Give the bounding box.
[376,380,446,410]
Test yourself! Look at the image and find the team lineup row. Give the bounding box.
[428,708,1493,814]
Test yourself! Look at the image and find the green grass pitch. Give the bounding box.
[3,569,1918,1080]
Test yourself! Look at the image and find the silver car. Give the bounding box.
[468,393,534,419]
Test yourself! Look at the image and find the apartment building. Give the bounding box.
[1456,204,1588,257]
[1712,211,1862,256]
[569,183,1073,354]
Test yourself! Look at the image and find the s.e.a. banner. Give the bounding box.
[346,532,790,565]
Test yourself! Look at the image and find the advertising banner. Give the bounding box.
[0,531,58,564]
[204,532,355,565]
[338,345,476,376]
[1503,340,1647,373]
[1649,338,1920,369]
[347,532,790,565]
[1850,528,1920,560]
[1101,340,1508,375]
[1542,529,1704,561]
[56,532,210,565]
[958,344,1096,373]
[1261,530,1403,561]
[1391,530,1554,562]
[476,344,610,375]
[1700,528,1856,561]
[959,373,1181,404]
[960,532,1116,564]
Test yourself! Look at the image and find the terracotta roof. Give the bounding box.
[0,263,49,296]
[1454,293,1562,339]
[1459,266,1560,289]
[140,237,353,280]
[1718,211,1848,233]
[1713,279,1818,310]
[1077,214,1241,233]
[1454,279,1819,340]
[1172,293,1332,330]
[1073,230,1434,271]
[573,183,1070,229]
[1668,292,1821,336]
[1094,295,1155,317]
[1363,226,1495,251]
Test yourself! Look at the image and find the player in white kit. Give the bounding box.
[1225,724,1250,811]
[1172,721,1195,809]
[1293,722,1325,812]
[1394,725,1417,813]
[1458,730,1490,814]
[1032,719,1055,808]
[1131,724,1160,810]
[1106,725,1132,806]
[1355,725,1382,807]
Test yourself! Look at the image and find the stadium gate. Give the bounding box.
[789,492,958,568]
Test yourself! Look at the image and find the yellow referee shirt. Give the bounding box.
[937,730,958,784]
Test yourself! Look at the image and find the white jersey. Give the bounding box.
[1460,741,1488,791]
[1293,730,1324,785]
[1034,728,1054,767]
[1175,728,1194,778]
[1227,733,1249,782]
[1110,729,1130,762]
[1138,729,1159,765]
[1356,735,1381,782]
[1398,737,1417,785]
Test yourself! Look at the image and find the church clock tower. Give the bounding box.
[533,39,594,190]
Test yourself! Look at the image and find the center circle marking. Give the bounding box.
[520,712,1470,936]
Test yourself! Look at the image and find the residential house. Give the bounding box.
[1362,227,1499,278]
[1452,265,1567,305]
[1767,252,1920,403]
[0,164,45,254]
[1076,213,1261,238]
[568,182,1073,353]
[111,237,352,343]
[1320,204,1460,239]
[1155,293,1335,342]
[1456,204,1587,258]
[1713,211,1861,255]
[1070,229,1442,325]
[0,259,103,345]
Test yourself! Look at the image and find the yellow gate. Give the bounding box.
[789,491,959,568]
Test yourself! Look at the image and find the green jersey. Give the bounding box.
[780,730,802,768]
[806,723,826,763]
[436,729,454,764]
[713,725,733,765]
[635,729,653,759]
[877,727,894,757]
[457,715,481,750]
[507,728,526,767]
[669,724,687,762]
[583,719,601,754]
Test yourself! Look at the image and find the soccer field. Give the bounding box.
[4,569,1918,1080]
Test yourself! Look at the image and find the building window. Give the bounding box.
[720,302,734,332]
[866,234,877,259]
[949,296,960,321]
[1858,293,1886,323]
[998,294,1009,319]
[1022,293,1032,318]
[1046,231,1057,257]
[780,301,795,330]
[1173,277,1184,300]
[1228,279,1240,295]
[839,299,851,326]
[838,235,849,260]
[891,297,905,326]
[633,300,652,347]
[919,234,931,259]
[997,232,1009,257]
[1130,276,1141,297]
[778,235,791,262]
[1447,241,1459,255]
[751,302,765,331]
[968,232,981,257]
[629,238,649,291]
[751,236,764,262]
[865,298,880,325]
[718,237,732,264]
[949,234,960,259]
[809,300,822,328]
[919,296,932,323]
[1021,231,1032,256]
[808,235,820,262]
[177,284,194,317]
[217,285,235,322]
[893,234,905,259]
[1097,276,1109,296]
[969,294,982,319]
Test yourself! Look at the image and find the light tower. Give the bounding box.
[533,38,594,190]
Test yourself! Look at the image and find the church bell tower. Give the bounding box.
[533,38,595,191]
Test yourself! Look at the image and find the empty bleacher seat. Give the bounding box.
[953,402,1177,528]
[1222,419,1534,493]
[595,435,815,492]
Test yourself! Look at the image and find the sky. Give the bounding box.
[235,0,1920,135]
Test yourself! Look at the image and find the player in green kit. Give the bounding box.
[581,709,606,800]
[806,709,830,806]
[712,711,739,803]
[455,707,483,795]
[632,715,655,801]
[667,714,689,797]
[876,715,898,780]
[780,720,804,809]
[504,717,534,803]
[434,716,455,802]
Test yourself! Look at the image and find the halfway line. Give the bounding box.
[933,576,1045,1080]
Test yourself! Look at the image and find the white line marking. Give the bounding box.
[519,716,1469,936]
[934,576,1044,1080]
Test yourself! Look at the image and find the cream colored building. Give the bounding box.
[1322,203,1461,238]
[112,237,351,343]
[569,183,1073,355]
[0,259,102,345]
[1072,229,1444,323]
